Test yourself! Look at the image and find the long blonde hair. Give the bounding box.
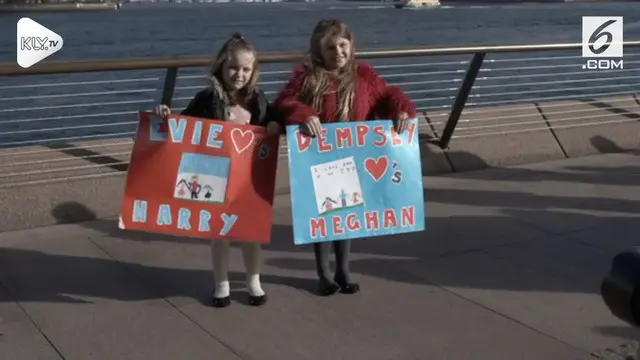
[298,19,357,121]
[208,32,260,105]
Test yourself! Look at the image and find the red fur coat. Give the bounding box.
[274,62,417,125]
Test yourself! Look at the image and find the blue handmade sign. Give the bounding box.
[286,118,425,245]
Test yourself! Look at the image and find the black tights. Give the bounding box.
[313,240,352,284]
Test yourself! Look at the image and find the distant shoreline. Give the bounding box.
[0,0,635,12]
[0,2,121,12]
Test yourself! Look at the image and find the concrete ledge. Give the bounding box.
[426,103,565,172]
[537,95,640,158]
[0,174,126,232]
[416,113,453,175]
[0,139,133,186]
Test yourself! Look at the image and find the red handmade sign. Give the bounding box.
[119,111,279,243]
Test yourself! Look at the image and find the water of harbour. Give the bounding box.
[0,2,639,146]
[2,2,640,60]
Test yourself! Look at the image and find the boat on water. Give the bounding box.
[0,0,122,12]
[394,0,440,9]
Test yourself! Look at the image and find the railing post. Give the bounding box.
[438,52,486,149]
[161,66,179,107]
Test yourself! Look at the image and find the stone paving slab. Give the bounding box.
[0,235,240,360]
[0,281,61,360]
[2,151,640,359]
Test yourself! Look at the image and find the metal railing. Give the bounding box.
[1,41,640,188]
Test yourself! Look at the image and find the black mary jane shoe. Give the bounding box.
[211,296,231,308]
[338,283,360,294]
[335,277,360,295]
[317,280,341,296]
[248,294,268,307]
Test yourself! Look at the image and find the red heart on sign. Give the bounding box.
[364,156,389,182]
[231,128,255,154]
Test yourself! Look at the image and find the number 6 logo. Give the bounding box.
[582,16,624,58]
[589,19,617,55]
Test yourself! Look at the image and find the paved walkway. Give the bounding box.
[1,151,640,360]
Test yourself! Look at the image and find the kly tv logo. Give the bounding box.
[582,16,623,71]
[17,17,64,68]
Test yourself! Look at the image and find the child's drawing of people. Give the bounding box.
[351,191,361,205]
[189,175,201,199]
[338,189,348,207]
[177,183,186,196]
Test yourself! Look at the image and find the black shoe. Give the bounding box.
[335,275,360,295]
[338,282,360,294]
[317,280,340,296]
[211,296,231,308]
[249,294,267,306]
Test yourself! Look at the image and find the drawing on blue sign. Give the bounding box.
[175,152,230,203]
[311,156,364,215]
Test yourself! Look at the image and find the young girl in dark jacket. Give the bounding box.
[273,19,417,296]
[155,33,282,308]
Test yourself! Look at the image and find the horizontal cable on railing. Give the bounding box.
[405,88,459,95]
[473,75,640,90]
[0,140,133,157]
[381,70,467,78]
[0,121,137,136]
[480,60,640,73]
[450,117,640,139]
[470,82,639,98]
[425,97,637,125]
[474,68,640,81]
[0,171,125,189]
[174,80,286,91]
[417,105,450,112]
[467,89,638,107]
[0,99,154,113]
[484,52,640,63]
[176,69,292,80]
[457,94,636,115]
[425,96,638,122]
[0,132,135,147]
[171,96,194,102]
[0,151,131,168]
[453,111,639,132]
[0,111,139,125]
[392,78,463,86]
[373,61,469,68]
[413,96,456,103]
[0,162,129,179]
[0,89,158,102]
[0,77,160,90]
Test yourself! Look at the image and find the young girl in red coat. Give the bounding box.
[274,19,417,296]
